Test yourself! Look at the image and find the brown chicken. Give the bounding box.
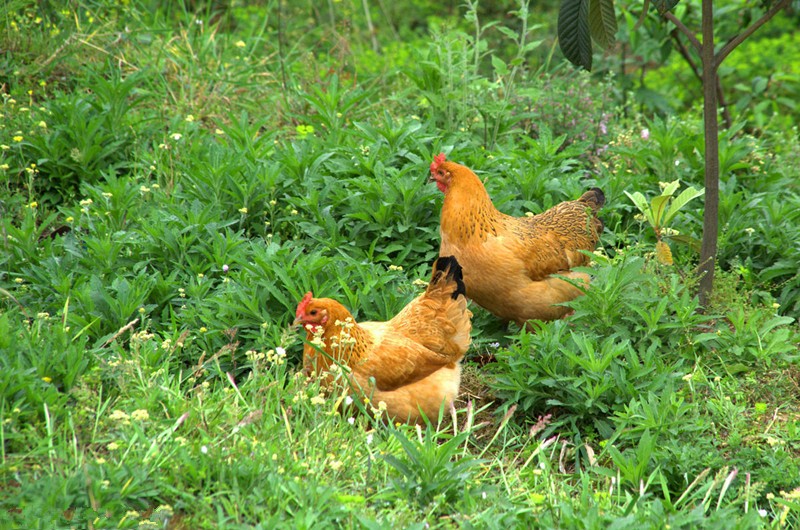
[429,153,604,327]
[293,256,472,424]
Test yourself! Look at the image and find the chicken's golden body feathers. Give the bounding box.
[295,256,472,424]
[431,156,604,326]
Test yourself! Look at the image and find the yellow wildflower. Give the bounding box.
[131,409,150,421]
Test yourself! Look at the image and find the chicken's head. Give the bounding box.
[294,291,330,328]
[429,152,452,193]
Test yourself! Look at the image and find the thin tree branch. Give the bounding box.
[716,0,790,65]
[360,0,380,53]
[670,29,732,128]
[633,0,651,31]
[670,29,703,84]
[663,11,702,53]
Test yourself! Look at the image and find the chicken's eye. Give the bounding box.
[309,309,318,315]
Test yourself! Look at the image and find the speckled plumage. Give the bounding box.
[430,157,604,326]
[295,257,472,424]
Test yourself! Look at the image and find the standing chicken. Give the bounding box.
[429,153,604,327]
[293,256,472,424]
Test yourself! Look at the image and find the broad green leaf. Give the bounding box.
[522,40,545,53]
[496,26,519,40]
[624,190,649,214]
[491,54,509,77]
[660,180,681,197]
[663,186,704,225]
[650,195,671,227]
[588,0,618,49]
[760,315,796,334]
[667,234,702,253]
[558,0,593,70]
[625,190,655,227]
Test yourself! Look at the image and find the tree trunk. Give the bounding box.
[698,0,719,308]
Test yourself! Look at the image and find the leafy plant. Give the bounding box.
[382,426,486,510]
[2,1,800,528]
[626,179,704,264]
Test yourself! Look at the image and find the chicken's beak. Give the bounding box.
[292,316,304,327]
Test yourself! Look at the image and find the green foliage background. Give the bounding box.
[0,0,799,528]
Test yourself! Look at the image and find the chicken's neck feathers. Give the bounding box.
[441,174,501,242]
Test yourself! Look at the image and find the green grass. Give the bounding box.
[1,1,800,528]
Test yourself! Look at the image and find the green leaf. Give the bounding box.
[660,180,681,197]
[624,190,655,227]
[588,0,618,49]
[496,26,519,40]
[522,40,545,53]
[667,234,702,253]
[558,0,593,70]
[491,54,509,77]
[650,194,671,227]
[662,187,704,226]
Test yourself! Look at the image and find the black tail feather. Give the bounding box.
[431,255,466,300]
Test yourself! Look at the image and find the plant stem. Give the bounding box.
[360,0,379,53]
[716,0,790,64]
[663,11,701,53]
[326,0,336,28]
[697,0,719,308]
[277,0,288,92]
[669,29,732,128]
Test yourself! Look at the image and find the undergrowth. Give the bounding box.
[1,0,799,528]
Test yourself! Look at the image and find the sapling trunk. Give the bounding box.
[697,0,719,308]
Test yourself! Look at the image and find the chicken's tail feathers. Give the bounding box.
[429,255,466,300]
[579,187,605,211]
[421,255,472,356]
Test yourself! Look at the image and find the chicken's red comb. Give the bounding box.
[296,291,313,318]
[430,152,446,173]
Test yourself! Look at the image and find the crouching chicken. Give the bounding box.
[294,256,472,424]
